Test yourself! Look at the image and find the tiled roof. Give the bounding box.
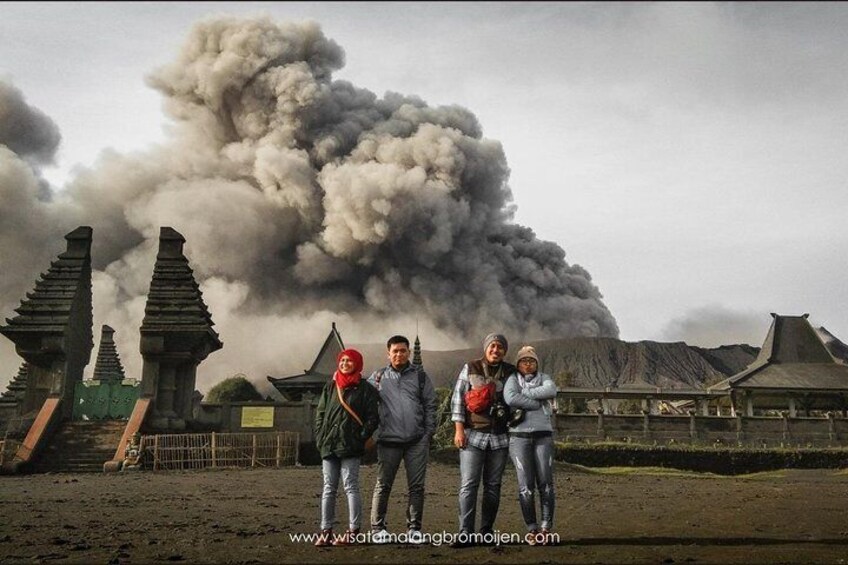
[140,227,221,346]
[1,227,92,337]
[268,323,344,388]
[0,362,28,403]
[710,314,848,392]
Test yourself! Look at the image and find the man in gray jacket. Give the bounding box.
[368,335,437,544]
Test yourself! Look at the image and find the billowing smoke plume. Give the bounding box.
[0,81,61,165]
[0,17,617,391]
[661,305,764,348]
[0,83,71,309]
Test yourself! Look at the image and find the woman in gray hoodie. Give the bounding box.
[503,345,557,546]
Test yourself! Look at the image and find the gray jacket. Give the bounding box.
[503,371,557,434]
[367,363,437,444]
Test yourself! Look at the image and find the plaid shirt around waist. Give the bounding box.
[464,428,509,450]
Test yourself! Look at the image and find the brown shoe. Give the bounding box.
[540,528,554,546]
[315,529,333,547]
[332,528,359,546]
[526,529,540,546]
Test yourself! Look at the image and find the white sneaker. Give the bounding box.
[406,529,424,545]
[371,529,391,544]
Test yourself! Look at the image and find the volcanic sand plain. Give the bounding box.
[1,460,847,564]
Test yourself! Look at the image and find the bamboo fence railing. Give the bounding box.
[138,431,299,471]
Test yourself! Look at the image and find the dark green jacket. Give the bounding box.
[314,379,380,459]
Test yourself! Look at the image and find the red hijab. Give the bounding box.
[334,348,364,389]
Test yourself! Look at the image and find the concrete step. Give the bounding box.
[38,463,109,472]
[41,452,115,462]
[43,441,121,450]
[31,419,129,474]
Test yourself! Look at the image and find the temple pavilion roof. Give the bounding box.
[710,314,848,393]
[267,323,345,396]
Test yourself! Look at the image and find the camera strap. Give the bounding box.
[482,362,503,382]
[336,383,364,427]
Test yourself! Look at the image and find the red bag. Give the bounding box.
[465,381,496,414]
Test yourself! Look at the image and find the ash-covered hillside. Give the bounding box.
[350,326,848,391]
[355,338,760,391]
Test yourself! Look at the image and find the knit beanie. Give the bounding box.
[483,333,508,352]
[515,345,539,365]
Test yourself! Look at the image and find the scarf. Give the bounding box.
[518,372,552,416]
[334,348,364,389]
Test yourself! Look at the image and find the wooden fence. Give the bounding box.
[556,412,848,447]
[138,431,299,471]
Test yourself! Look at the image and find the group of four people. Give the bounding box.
[313,333,557,547]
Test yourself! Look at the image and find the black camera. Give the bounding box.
[507,408,526,428]
[489,402,508,422]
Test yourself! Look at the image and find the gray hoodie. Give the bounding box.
[503,371,557,434]
[368,363,437,444]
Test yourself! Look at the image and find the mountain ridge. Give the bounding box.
[352,337,761,391]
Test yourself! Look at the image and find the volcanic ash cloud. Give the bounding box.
[0,17,618,387]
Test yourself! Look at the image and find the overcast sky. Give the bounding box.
[2,2,847,367]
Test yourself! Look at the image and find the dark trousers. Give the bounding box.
[370,437,429,531]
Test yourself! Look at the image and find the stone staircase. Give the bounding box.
[33,420,126,473]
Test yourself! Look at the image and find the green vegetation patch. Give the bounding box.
[205,376,263,403]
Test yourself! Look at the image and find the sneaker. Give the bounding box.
[406,529,424,545]
[449,531,474,549]
[314,529,333,547]
[332,528,360,546]
[526,529,540,546]
[371,529,391,544]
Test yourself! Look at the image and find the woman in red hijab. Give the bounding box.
[313,348,380,546]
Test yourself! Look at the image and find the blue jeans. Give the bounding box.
[508,434,555,531]
[371,438,430,531]
[458,445,508,533]
[321,456,361,531]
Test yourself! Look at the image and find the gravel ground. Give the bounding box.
[1,461,847,564]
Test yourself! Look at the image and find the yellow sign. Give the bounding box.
[241,406,275,428]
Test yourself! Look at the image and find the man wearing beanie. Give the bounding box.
[503,345,558,546]
[449,333,515,547]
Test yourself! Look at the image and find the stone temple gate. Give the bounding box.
[0,226,221,473]
[1,227,93,421]
[140,227,222,431]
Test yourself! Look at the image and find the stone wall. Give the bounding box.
[0,405,33,439]
[194,401,316,438]
[190,398,848,461]
[193,400,320,463]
